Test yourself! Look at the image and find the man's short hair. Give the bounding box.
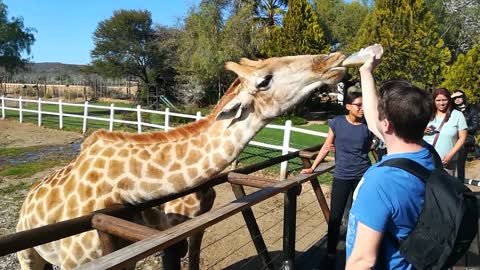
[378,80,433,143]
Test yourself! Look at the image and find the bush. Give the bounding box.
[169,106,213,125]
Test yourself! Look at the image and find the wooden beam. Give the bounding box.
[231,184,274,270]
[228,172,279,188]
[92,214,160,242]
[300,158,333,222]
[77,161,335,270]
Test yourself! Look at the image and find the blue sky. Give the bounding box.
[3,0,201,65]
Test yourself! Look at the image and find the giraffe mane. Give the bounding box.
[81,79,242,148]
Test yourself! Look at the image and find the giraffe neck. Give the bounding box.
[81,111,268,205]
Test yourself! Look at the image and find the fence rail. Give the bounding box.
[0,95,327,179]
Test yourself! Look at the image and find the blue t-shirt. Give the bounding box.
[423,109,467,160]
[346,147,435,269]
[329,115,372,179]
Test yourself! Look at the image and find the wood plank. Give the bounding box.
[228,172,279,188]
[77,161,335,270]
[299,150,334,162]
[92,214,160,242]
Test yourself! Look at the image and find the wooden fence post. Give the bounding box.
[82,100,89,134]
[19,96,23,123]
[109,103,114,132]
[136,105,142,133]
[1,95,5,119]
[37,98,42,127]
[196,111,202,121]
[164,107,170,131]
[280,120,292,180]
[59,99,63,129]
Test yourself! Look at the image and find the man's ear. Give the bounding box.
[216,91,253,121]
[382,118,394,134]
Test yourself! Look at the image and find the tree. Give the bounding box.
[91,10,160,85]
[262,0,329,57]
[175,2,226,104]
[426,0,480,57]
[314,0,369,50]
[0,1,35,72]
[441,45,480,103]
[221,2,260,61]
[352,0,451,88]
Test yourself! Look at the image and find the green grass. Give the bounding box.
[0,160,65,178]
[0,147,39,158]
[0,182,31,195]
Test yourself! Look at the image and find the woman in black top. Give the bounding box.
[451,90,479,180]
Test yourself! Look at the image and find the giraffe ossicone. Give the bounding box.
[16,52,347,269]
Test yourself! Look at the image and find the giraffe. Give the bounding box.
[16,52,347,269]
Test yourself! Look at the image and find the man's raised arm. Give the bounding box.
[358,45,384,141]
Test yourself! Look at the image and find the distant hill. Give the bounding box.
[4,62,92,84]
[27,62,88,75]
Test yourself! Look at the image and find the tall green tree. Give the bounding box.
[314,0,369,50]
[175,2,226,104]
[221,2,259,61]
[0,1,35,72]
[91,10,160,85]
[441,45,480,103]
[352,0,451,88]
[425,0,480,57]
[262,0,329,57]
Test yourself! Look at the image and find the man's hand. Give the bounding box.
[359,44,384,74]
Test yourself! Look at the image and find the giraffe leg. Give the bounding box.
[188,231,205,270]
[163,239,188,270]
[17,248,49,270]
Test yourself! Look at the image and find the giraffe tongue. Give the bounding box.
[341,44,383,67]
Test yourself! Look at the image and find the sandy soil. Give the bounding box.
[0,120,84,148]
[0,119,330,270]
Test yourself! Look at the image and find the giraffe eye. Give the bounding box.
[256,74,273,90]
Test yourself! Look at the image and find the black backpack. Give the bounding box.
[380,158,478,270]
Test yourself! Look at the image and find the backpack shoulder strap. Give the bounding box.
[379,158,431,182]
[424,142,443,169]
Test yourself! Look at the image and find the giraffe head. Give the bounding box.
[217,52,346,123]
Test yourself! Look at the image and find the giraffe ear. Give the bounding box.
[216,91,253,122]
[225,62,255,82]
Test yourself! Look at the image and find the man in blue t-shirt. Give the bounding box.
[345,45,436,270]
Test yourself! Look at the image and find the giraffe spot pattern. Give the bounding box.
[169,173,187,191]
[185,149,202,166]
[100,147,116,157]
[118,177,135,191]
[107,160,124,179]
[169,162,181,172]
[86,170,102,184]
[146,164,163,178]
[129,158,143,178]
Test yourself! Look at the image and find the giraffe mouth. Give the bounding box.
[327,54,347,73]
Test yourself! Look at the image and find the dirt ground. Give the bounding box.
[2,119,480,270]
[0,120,330,270]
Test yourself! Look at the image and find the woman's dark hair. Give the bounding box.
[432,88,452,122]
[378,80,433,143]
[344,91,362,105]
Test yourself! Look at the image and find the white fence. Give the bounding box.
[0,95,327,179]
